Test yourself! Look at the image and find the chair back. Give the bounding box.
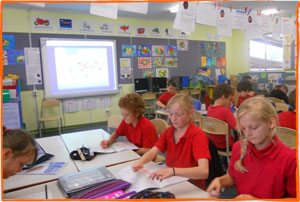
[268,97,284,103]
[179,89,190,95]
[201,117,230,165]
[275,103,289,112]
[151,118,169,136]
[41,99,62,119]
[193,110,202,127]
[107,115,123,133]
[276,127,296,149]
[190,88,201,100]
[142,92,156,118]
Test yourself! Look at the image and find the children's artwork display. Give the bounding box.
[138,57,152,69]
[165,45,177,56]
[137,45,151,57]
[142,69,154,78]
[152,45,165,56]
[7,50,25,65]
[177,40,188,51]
[2,34,16,50]
[122,45,137,57]
[152,57,164,68]
[156,68,168,78]
[120,58,132,79]
[165,57,178,68]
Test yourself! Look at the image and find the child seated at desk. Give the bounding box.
[133,94,211,189]
[156,79,177,110]
[101,93,158,156]
[236,80,256,108]
[207,97,296,199]
[207,83,239,150]
[278,89,296,130]
[3,126,37,179]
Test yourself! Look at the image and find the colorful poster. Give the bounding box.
[78,20,95,33]
[221,68,226,75]
[177,40,188,51]
[2,34,16,50]
[143,70,154,78]
[7,50,25,65]
[217,58,222,67]
[165,45,177,56]
[122,45,137,57]
[57,18,73,31]
[201,56,207,67]
[221,57,226,67]
[137,45,151,57]
[3,50,8,65]
[207,57,212,67]
[150,26,162,37]
[152,45,164,56]
[120,58,132,79]
[32,16,53,31]
[152,57,164,68]
[118,24,132,36]
[165,57,178,68]
[156,68,168,78]
[135,25,148,37]
[138,57,151,69]
[212,57,217,66]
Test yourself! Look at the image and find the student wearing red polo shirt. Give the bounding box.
[278,89,296,130]
[156,79,177,110]
[207,83,239,150]
[236,80,256,108]
[133,94,211,189]
[207,97,296,199]
[100,93,158,156]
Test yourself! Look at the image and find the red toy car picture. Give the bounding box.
[34,18,49,26]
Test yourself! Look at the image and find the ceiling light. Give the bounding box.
[169,5,179,13]
[261,9,279,15]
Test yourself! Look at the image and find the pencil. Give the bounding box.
[139,167,151,175]
[45,184,48,199]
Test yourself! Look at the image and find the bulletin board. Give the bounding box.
[3,32,226,93]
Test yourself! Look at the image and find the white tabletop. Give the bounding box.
[61,129,141,170]
[4,160,210,199]
[155,109,207,116]
[3,136,78,192]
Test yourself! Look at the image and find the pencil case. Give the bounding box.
[71,179,131,199]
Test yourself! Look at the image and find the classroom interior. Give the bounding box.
[2,1,298,200]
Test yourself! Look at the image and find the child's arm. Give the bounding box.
[100,132,118,148]
[206,173,235,197]
[135,148,151,156]
[149,158,209,181]
[156,100,166,109]
[132,147,160,171]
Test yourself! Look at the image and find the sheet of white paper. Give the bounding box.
[24,47,42,85]
[82,97,97,111]
[217,7,232,37]
[90,3,118,19]
[196,3,217,27]
[230,9,246,30]
[3,102,21,129]
[112,141,139,152]
[99,22,114,35]
[78,20,95,33]
[281,17,291,34]
[245,15,263,40]
[18,162,67,175]
[173,1,196,32]
[272,17,281,40]
[63,99,79,113]
[118,3,148,15]
[258,15,272,33]
[15,191,53,199]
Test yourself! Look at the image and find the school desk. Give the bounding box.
[4,161,210,199]
[155,109,207,118]
[3,136,78,193]
[60,129,141,171]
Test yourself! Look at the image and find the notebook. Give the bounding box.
[18,162,67,175]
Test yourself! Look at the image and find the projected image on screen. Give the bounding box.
[40,38,118,99]
[55,47,109,90]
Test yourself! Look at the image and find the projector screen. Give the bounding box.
[40,38,118,99]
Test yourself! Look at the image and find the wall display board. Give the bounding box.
[3,32,226,95]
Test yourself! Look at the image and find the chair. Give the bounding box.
[151,118,169,136]
[275,103,289,112]
[190,88,201,100]
[179,89,190,95]
[142,92,156,118]
[107,115,123,133]
[193,110,203,127]
[276,127,296,149]
[268,97,285,104]
[39,99,63,137]
[200,117,231,165]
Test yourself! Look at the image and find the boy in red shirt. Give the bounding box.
[207,83,239,150]
[236,80,256,108]
[278,89,296,130]
[156,79,177,110]
[101,93,158,156]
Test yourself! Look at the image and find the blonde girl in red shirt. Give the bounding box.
[207,97,296,199]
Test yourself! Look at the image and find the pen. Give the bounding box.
[139,167,151,175]
[45,184,48,199]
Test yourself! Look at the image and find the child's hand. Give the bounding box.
[100,140,111,148]
[206,177,222,198]
[149,168,172,181]
[132,161,143,172]
[235,194,255,199]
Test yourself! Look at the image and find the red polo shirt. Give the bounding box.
[236,93,256,108]
[207,105,237,149]
[228,136,296,198]
[278,111,296,130]
[157,91,176,105]
[115,116,158,148]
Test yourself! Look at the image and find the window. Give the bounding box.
[249,40,283,71]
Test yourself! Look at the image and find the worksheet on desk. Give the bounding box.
[91,141,139,153]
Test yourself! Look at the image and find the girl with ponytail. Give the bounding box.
[206,97,296,199]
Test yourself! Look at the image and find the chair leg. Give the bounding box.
[39,121,42,138]
[58,119,61,135]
